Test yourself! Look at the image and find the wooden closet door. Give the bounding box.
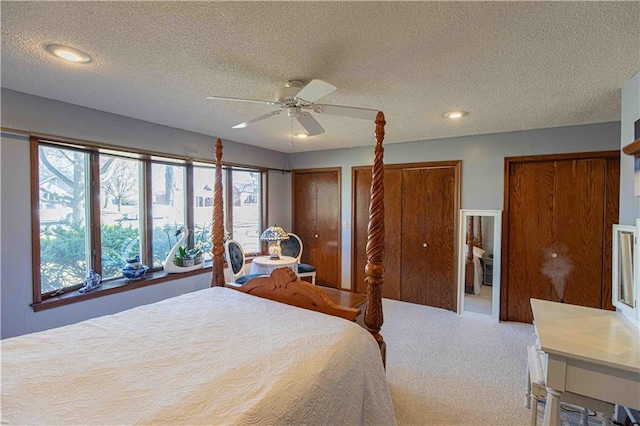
[503,152,619,323]
[505,161,556,323]
[293,172,317,257]
[554,159,605,309]
[315,171,341,287]
[401,167,456,310]
[292,169,341,288]
[352,162,459,311]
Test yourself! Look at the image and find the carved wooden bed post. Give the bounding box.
[210,138,225,287]
[465,216,474,294]
[365,111,387,366]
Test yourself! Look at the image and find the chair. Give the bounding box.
[224,239,263,285]
[280,233,316,285]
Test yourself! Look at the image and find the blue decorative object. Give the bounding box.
[79,270,102,293]
[122,264,149,281]
[124,255,141,270]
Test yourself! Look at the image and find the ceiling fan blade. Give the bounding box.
[311,104,379,121]
[296,112,325,136]
[232,110,282,129]
[295,79,337,104]
[207,95,276,106]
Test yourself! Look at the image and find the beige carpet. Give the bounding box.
[382,298,607,426]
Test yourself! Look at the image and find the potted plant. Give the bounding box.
[174,245,203,267]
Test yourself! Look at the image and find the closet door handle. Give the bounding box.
[423,243,428,248]
[315,234,319,238]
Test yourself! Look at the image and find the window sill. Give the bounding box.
[31,263,214,312]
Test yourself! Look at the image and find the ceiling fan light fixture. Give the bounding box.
[45,44,91,63]
[444,111,468,120]
[294,132,309,139]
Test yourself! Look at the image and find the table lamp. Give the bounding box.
[260,225,289,259]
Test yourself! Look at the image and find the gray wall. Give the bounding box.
[620,71,640,225]
[0,85,630,338]
[0,89,291,338]
[289,122,621,289]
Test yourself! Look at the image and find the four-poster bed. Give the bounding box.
[1,113,393,423]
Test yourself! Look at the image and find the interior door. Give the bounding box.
[503,152,619,323]
[505,161,556,323]
[315,171,341,287]
[401,167,456,310]
[292,169,341,288]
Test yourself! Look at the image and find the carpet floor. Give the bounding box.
[382,298,607,426]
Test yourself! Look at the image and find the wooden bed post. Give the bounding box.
[464,216,475,294]
[210,138,225,287]
[365,111,387,366]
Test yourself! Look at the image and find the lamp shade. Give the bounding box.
[260,225,289,259]
[260,225,289,242]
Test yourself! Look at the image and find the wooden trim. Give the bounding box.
[262,170,269,255]
[90,153,102,274]
[30,136,43,305]
[352,159,461,172]
[143,161,153,266]
[350,166,360,292]
[185,163,195,248]
[504,150,619,164]
[622,139,640,157]
[290,166,342,175]
[33,265,212,312]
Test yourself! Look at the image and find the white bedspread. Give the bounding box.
[2,287,395,425]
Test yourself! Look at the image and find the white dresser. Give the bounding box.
[530,298,640,426]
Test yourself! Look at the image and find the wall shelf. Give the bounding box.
[623,138,640,157]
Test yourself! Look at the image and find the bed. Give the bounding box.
[2,113,392,424]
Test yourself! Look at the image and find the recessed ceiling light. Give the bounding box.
[444,111,468,119]
[294,132,309,139]
[45,45,91,63]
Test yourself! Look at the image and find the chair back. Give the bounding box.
[281,233,303,263]
[224,239,246,281]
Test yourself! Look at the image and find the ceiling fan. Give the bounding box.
[206,79,378,137]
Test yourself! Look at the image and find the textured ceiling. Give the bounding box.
[1,1,639,153]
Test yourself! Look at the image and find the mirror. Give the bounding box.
[612,224,636,319]
[457,209,502,322]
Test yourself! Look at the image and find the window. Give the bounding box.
[31,137,266,307]
[38,145,90,294]
[100,155,142,278]
[151,163,187,268]
[193,165,265,258]
[230,170,262,254]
